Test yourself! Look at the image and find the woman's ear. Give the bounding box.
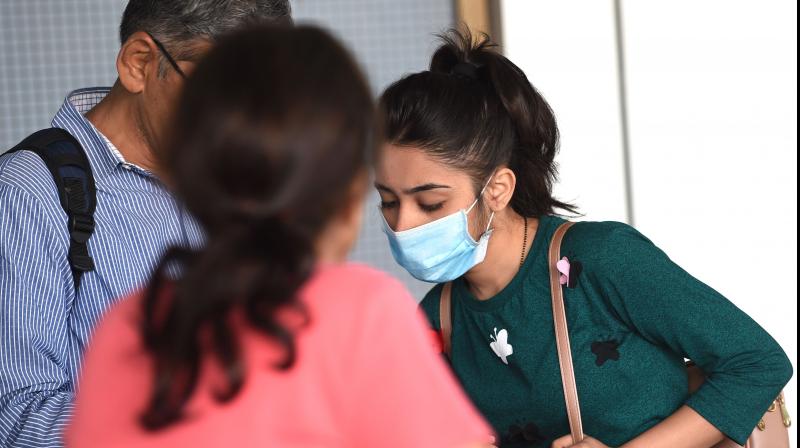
[483,167,516,212]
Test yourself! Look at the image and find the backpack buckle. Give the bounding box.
[68,214,95,244]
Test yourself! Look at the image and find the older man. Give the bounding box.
[0,2,291,446]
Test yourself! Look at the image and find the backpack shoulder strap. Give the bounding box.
[8,128,97,288]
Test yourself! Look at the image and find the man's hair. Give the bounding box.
[120,0,292,66]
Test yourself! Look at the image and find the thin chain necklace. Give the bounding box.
[520,216,529,268]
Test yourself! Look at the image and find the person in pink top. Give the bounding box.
[66,24,494,448]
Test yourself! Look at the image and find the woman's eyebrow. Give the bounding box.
[375,183,451,194]
[404,183,451,194]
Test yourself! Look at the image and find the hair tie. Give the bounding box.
[450,62,482,81]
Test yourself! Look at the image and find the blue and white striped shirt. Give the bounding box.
[0,88,204,447]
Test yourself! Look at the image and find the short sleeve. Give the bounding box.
[344,277,494,448]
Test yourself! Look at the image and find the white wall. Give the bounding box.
[501,0,629,223]
[502,0,797,443]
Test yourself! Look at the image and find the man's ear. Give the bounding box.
[117,31,159,94]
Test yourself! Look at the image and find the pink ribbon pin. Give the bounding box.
[557,257,571,286]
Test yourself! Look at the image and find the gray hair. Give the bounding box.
[120,0,291,73]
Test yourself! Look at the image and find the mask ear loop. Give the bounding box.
[466,173,497,233]
[485,211,495,232]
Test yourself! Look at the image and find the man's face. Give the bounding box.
[139,37,211,163]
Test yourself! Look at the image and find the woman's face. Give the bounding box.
[375,144,485,237]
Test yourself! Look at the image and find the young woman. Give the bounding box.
[66,25,495,448]
[375,29,793,448]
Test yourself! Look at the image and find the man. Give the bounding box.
[0,2,291,446]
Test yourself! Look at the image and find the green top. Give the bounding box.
[420,215,792,447]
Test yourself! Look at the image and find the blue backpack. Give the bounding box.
[7,128,96,288]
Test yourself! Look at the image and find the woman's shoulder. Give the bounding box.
[90,289,146,352]
[304,262,420,318]
[309,262,409,297]
[562,220,653,256]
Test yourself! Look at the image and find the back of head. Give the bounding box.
[381,28,576,217]
[141,23,376,431]
[168,24,375,238]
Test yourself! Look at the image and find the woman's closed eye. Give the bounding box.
[380,200,399,210]
[419,202,445,213]
[380,200,445,213]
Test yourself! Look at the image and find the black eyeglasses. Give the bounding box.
[146,32,187,79]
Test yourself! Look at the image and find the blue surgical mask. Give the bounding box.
[381,179,495,283]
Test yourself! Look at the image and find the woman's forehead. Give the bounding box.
[377,144,469,188]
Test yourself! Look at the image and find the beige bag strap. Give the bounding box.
[439,282,453,358]
[549,222,584,443]
[438,221,583,442]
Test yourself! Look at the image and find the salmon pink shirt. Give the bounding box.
[67,264,493,448]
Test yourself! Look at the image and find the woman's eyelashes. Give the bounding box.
[419,202,445,212]
[379,200,399,210]
[379,200,445,213]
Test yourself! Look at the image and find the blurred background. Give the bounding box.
[1,0,796,443]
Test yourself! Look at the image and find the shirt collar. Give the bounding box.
[51,87,154,179]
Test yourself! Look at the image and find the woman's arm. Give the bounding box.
[621,405,724,448]
[553,406,723,448]
[578,223,792,445]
